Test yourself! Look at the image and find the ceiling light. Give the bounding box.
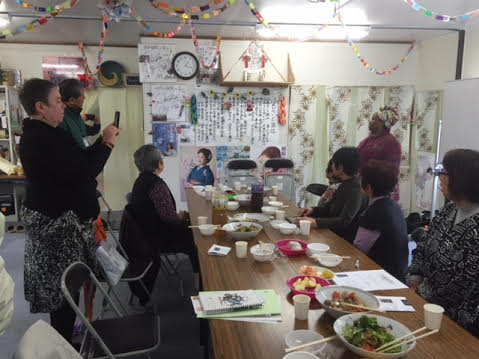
[0,15,10,28]
[255,24,370,41]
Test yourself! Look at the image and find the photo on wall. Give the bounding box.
[152,123,178,157]
[250,144,288,177]
[216,145,251,181]
[180,146,217,201]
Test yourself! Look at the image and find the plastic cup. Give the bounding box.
[234,182,242,192]
[272,185,279,195]
[198,216,208,225]
[299,220,311,236]
[424,303,444,330]
[235,241,248,258]
[293,294,311,320]
[205,187,213,200]
[275,210,285,220]
[269,196,277,202]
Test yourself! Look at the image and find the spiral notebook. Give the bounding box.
[198,290,265,315]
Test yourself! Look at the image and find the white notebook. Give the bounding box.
[208,244,231,256]
[199,290,264,315]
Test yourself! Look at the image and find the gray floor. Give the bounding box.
[0,231,205,359]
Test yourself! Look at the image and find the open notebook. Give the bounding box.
[199,290,264,315]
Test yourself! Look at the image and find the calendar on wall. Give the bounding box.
[195,91,279,146]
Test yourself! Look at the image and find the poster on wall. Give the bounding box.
[215,145,251,181]
[250,144,288,177]
[153,123,178,157]
[415,151,435,210]
[178,124,195,146]
[195,90,280,146]
[180,146,217,201]
[42,56,85,85]
[151,85,186,122]
[138,44,176,83]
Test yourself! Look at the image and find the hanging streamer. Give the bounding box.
[14,0,75,13]
[188,19,221,69]
[130,7,186,38]
[155,0,236,20]
[401,0,479,22]
[1,0,79,39]
[148,0,218,14]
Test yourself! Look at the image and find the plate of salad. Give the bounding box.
[333,314,416,358]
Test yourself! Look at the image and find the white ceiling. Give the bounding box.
[0,0,479,45]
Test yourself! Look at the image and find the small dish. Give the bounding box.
[276,239,308,256]
[285,330,325,354]
[270,219,288,229]
[315,254,343,267]
[268,201,284,207]
[227,201,240,211]
[282,352,319,359]
[286,275,331,298]
[307,243,330,256]
[250,243,276,262]
[199,224,216,236]
[278,222,297,235]
[230,213,270,222]
[300,265,335,280]
[261,206,278,215]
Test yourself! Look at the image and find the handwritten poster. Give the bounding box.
[153,123,177,157]
[151,85,186,122]
[195,91,279,146]
[138,44,176,83]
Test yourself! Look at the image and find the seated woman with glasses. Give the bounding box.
[407,149,479,338]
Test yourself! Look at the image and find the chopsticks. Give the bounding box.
[338,303,385,313]
[375,326,431,353]
[312,254,351,259]
[284,335,338,353]
[377,329,438,353]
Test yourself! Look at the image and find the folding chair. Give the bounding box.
[305,183,329,197]
[226,159,258,189]
[61,262,160,359]
[263,159,295,201]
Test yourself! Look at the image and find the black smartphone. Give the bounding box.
[113,111,120,128]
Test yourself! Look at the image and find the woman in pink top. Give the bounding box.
[358,106,401,201]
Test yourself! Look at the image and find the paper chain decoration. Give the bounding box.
[188,19,221,69]
[130,7,186,38]
[153,0,236,20]
[78,14,110,82]
[401,0,479,22]
[1,0,79,39]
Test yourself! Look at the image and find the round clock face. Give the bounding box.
[172,52,199,80]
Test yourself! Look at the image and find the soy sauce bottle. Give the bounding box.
[251,179,264,213]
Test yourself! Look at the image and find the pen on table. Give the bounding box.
[355,258,360,269]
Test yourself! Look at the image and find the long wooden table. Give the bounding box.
[186,189,479,359]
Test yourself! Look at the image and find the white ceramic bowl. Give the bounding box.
[283,352,319,359]
[223,221,263,240]
[307,243,330,256]
[268,201,284,207]
[285,330,325,354]
[192,185,204,194]
[278,222,297,235]
[227,201,240,211]
[316,254,343,267]
[199,224,216,236]
[261,206,278,215]
[250,243,276,262]
[270,219,288,229]
[333,314,416,358]
[315,285,381,319]
[234,194,251,206]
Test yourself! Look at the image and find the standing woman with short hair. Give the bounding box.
[19,79,120,342]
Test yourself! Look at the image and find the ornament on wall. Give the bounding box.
[242,41,267,82]
[97,0,131,23]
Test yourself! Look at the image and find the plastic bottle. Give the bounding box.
[251,178,264,213]
[212,186,228,226]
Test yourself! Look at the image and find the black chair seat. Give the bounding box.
[305,183,329,197]
[84,313,160,357]
[227,159,257,170]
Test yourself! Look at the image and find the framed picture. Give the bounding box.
[123,73,141,86]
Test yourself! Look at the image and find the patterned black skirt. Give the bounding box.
[21,206,97,313]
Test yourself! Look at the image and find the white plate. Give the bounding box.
[285,330,325,354]
[262,206,278,215]
[268,201,284,207]
[282,352,319,359]
[315,254,343,267]
[270,219,288,229]
[300,266,335,280]
[230,213,271,222]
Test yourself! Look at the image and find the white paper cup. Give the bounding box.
[234,182,242,192]
[299,220,311,236]
[424,303,444,330]
[293,294,311,320]
[269,196,277,202]
[205,188,213,200]
[272,185,279,195]
[198,216,208,225]
[235,241,248,258]
[275,210,285,220]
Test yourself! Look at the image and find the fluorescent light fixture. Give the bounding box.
[255,24,370,41]
[0,15,10,28]
[41,64,80,69]
[260,3,335,24]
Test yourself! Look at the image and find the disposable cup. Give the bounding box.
[272,185,279,195]
[424,303,444,330]
[299,220,311,236]
[293,294,311,320]
[235,241,248,258]
[275,210,285,220]
[198,216,208,225]
[234,182,242,192]
[205,188,213,200]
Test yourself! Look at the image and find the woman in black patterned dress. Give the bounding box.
[407,149,479,337]
[18,79,120,342]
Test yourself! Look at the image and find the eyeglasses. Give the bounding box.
[426,164,448,176]
[438,170,449,177]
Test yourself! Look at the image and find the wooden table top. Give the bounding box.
[186,189,479,359]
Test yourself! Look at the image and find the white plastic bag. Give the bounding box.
[95,242,127,285]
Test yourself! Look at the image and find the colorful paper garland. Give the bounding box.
[157,0,236,21]
[401,0,479,22]
[188,19,221,70]
[149,0,219,14]
[130,7,186,38]
[1,0,78,39]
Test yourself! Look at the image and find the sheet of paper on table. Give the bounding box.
[208,244,231,256]
[333,270,408,291]
[376,296,415,312]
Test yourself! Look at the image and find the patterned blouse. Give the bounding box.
[408,202,479,337]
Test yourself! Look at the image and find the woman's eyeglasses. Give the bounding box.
[426,165,448,176]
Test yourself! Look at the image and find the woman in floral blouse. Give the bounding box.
[407,149,479,337]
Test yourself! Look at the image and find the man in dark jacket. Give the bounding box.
[58,78,100,149]
[297,147,367,242]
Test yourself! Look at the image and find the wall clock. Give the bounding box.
[172,51,199,80]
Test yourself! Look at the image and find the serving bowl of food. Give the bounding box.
[250,242,276,262]
[276,239,307,256]
[315,285,381,319]
[222,221,263,240]
[333,314,416,358]
[287,275,331,298]
[234,194,251,207]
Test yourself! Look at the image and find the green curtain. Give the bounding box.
[84,87,144,210]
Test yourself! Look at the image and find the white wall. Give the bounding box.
[463,27,479,79]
